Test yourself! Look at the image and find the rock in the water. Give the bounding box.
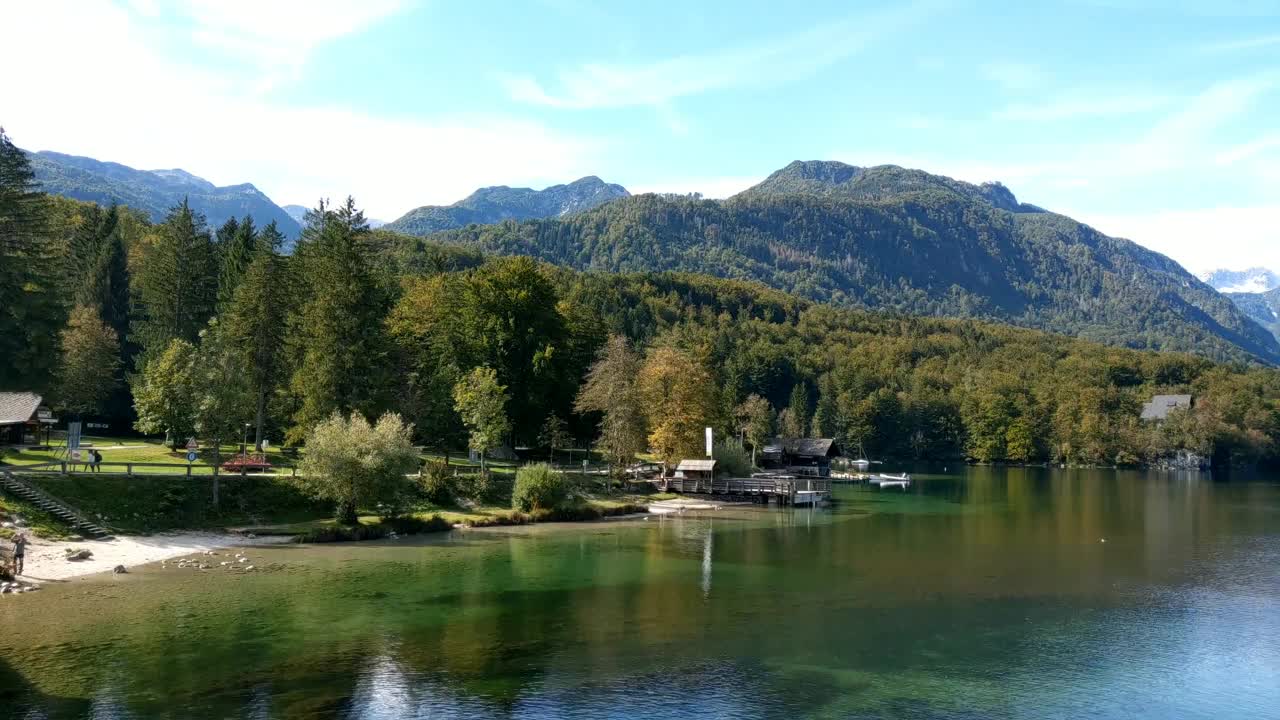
[112,565,127,574]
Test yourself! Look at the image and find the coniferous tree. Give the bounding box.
[784,382,810,437]
[223,221,288,449]
[214,216,239,258]
[218,214,256,307]
[287,198,392,442]
[72,204,130,339]
[131,199,218,368]
[0,128,64,390]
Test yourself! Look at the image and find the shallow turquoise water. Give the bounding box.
[2,467,1278,719]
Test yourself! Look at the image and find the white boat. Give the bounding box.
[870,473,911,489]
[848,442,872,471]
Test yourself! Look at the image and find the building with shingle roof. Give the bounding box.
[760,437,840,476]
[0,392,55,445]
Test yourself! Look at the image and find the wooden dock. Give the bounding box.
[659,475,831,505]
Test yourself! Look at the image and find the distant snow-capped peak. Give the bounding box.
[1201,267,1280,294]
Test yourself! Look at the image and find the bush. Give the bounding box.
[511,463,569,511]
[418,461,455,505]
[713,440,752,478]
[293,514,453,543]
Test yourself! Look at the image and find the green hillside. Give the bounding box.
[411,162,1277,365]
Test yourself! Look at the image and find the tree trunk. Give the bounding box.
[336,499,358,526]
[253,387,266,451]
[212,442,220,510]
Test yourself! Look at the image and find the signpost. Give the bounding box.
[186,438,198,451]
[187,451,198,463]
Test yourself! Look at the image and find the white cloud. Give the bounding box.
[994,93,1171,121]
[502,2,943,110]
[1200,33,1280,53]
[173,0,410,92]
[1,0,603,221]
[981,62,1044,91]
[1215,133,1280,165]
[1074,206,1280,274]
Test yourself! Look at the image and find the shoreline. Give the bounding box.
[11,500,782,584]
[14,532,291,583]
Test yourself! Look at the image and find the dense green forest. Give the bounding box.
[3,129,1278,469]
[417,162,1279,365]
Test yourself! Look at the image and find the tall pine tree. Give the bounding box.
[286,198,392,442]
[0,128,64,390]
[218,214,256,307]
[223,221,288,449]
[130,198,218,368]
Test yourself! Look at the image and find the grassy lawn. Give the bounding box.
[1,436,304,476]
[4,435,669,539]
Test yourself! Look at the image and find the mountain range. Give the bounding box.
[28,150,302,241]
[1227,287,1280,343]
[1202,267,1280,294]
[23,148,1280,364]
[406,160,1279,365]
[383,176,629,235]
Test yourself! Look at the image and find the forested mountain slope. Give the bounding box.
[417,161,1278,364]
[1228,288,1280,343]
[384,176,629,235]
[28,150,301,241]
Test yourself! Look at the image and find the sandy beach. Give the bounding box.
[15,532,285,583]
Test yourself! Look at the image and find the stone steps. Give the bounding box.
[0,470,113,538]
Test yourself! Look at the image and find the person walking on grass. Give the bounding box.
[91,448,103,473]
[13,532,27,576]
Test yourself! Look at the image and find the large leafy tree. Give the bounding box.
[131,199,218,367]
[638,344,715,465]
[287,198,392,442]
[457,256,568,441]
[54,305,121,418]
[133,338,199,447]
[295,411,419,525]
[0,128,63,390]
[193,318,254,446]
[734,393,775,467]
[574,334,647,472]
[452,366,510,471]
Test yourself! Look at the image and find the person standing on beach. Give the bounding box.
[13,532,27,575]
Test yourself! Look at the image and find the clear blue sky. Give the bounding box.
[5,0,1279,272]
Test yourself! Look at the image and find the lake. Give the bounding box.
[2,467,1278,719]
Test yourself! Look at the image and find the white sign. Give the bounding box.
[186,438,198,450]
[70,449,83,461]
[705,427,714,458]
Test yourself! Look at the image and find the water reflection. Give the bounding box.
[0,468,1277,719]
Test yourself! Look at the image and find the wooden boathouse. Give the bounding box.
[660,459,831,505]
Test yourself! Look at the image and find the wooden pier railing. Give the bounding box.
[661,475,831,503]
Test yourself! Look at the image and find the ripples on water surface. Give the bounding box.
[1,467,1278,719]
